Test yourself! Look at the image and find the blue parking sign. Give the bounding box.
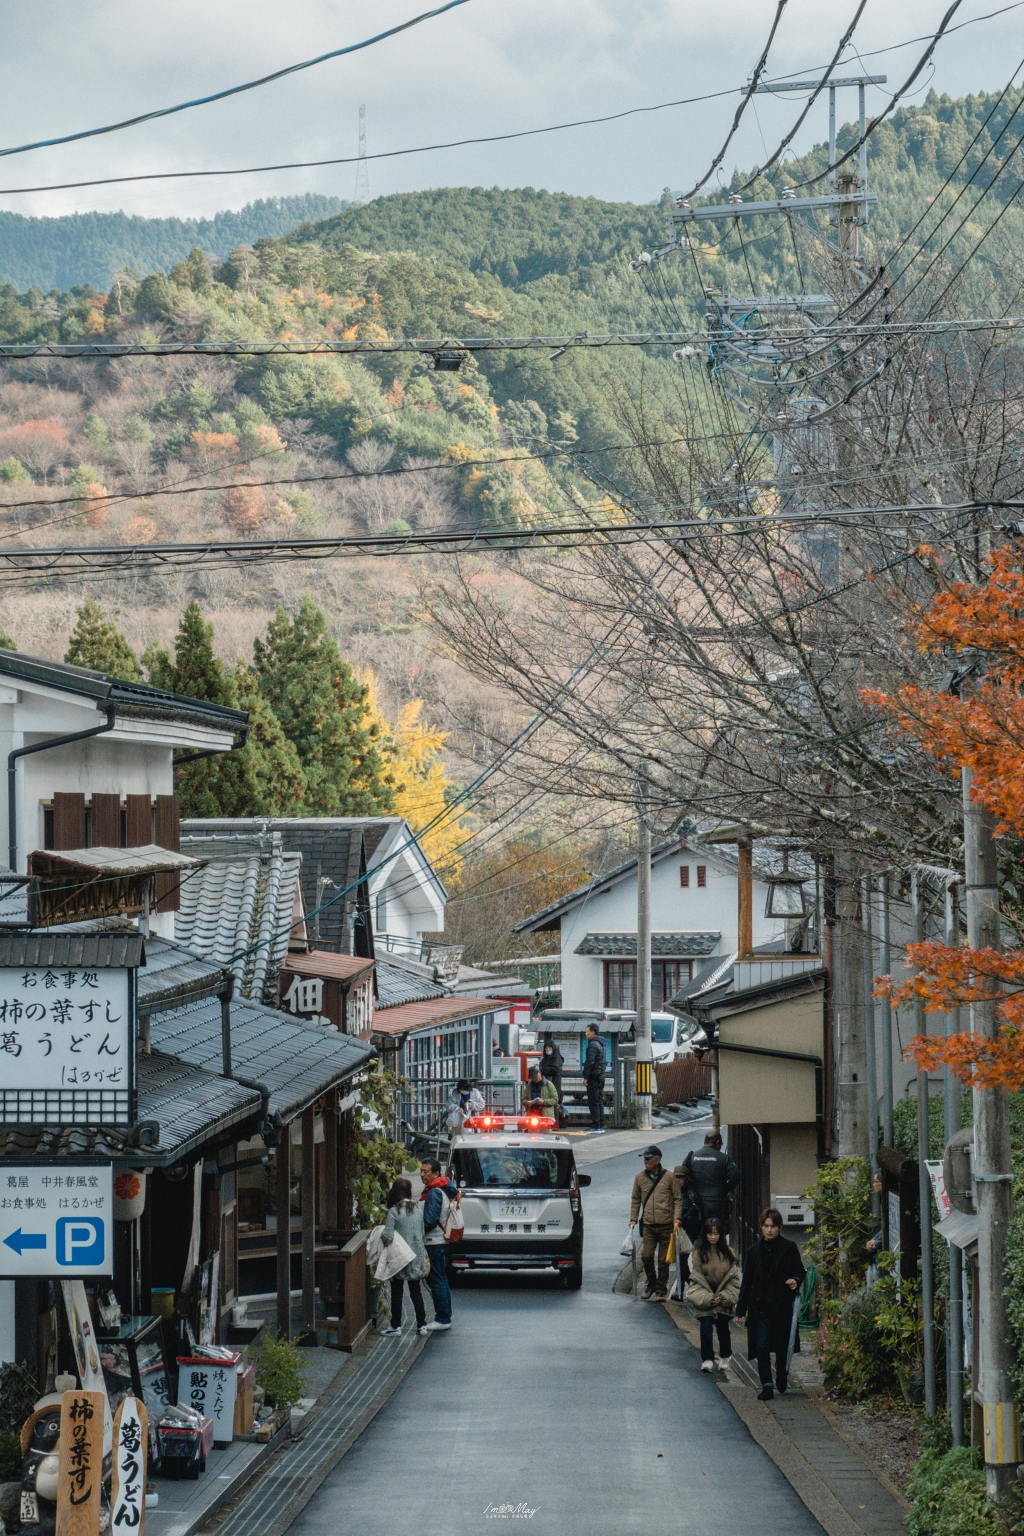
[56,1217,105,1268]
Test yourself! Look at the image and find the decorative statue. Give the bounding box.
[19,1408,61,1536]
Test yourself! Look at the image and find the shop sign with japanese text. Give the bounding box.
[111,1396,148,1535]
[55,1389,104,1536]
[0,965,135,1126]
[0,1165,112,1276]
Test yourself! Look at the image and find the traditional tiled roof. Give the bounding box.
[0,929,145,968]
[149,995,373,1123]
[573,932,722,958]
[371,995,497,1038]
[137,937,231,1016]
[176,832,304,1003]
[375,956,448,1008]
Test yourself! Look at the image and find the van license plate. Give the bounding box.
[499,1202,528,1217]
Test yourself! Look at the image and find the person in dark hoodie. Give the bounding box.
[419,1158,458,1331]
[539,1037,564,1097]
[735,1207,805,1399]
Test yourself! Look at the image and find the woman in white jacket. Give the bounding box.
[381,1179,430,1336]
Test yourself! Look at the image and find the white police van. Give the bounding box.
[445,1113,591,1289]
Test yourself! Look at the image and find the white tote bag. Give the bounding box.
[375,1230,416,1282]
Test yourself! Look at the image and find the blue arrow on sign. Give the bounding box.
[3,1228,46,1255]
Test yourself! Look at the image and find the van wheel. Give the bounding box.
[563,1265,583,1290]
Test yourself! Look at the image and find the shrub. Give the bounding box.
[223,483,268,532]
[0,1429,20,1479]
[252,1331,304,1410]
[907,1446,1004,1536]
[804,1156,876,1300]
[0,456,29,482]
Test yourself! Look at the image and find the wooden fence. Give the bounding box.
[654,1056,712,1106]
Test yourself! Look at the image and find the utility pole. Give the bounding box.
[861,876,878,1190]
[944,880,965,1447]
[835,864,868,1159]
[353,104,371,205]
[877,873,894,1149]
[635,772,653,1131]
[962,767,1018,1498]
[912,870,937,1420]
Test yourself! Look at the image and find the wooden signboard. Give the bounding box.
[111,1396,149,1536]
[55,1390,104,1536]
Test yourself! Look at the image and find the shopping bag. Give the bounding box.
[666,1231,677,1265]
[620,1228,635,1257]
[443,1192,465,1242]
[365,1224,386,1271]
[374,1230,416,1282]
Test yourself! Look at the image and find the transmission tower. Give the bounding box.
[353,104,371,205]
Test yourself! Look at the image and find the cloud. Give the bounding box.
[0,0,1019,220]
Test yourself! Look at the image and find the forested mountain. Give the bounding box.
[0,195,346,292]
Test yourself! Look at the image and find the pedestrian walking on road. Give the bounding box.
[582,1023,606,1133]
[735,1207,806,1399]
[380,1179,429,1337]
[419,1158,457,1332]
[677,1130,739,1229]
[629,1145,686,1301]
[684,1216,741,1375]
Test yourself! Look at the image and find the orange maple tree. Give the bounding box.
[866,542,1024,1088]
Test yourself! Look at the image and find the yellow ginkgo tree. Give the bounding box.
[360,670,466,870]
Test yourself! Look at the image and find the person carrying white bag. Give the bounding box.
[379,1179,431,1336]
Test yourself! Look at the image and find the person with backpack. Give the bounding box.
[419,1158,458,1332]
[679,1130,739,1229]
[684,1216,741,1375]
[380,1178,429,1337]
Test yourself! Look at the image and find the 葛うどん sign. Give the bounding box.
[0,961,136,1126]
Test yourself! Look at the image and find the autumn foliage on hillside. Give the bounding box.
[866,542,1024,1088]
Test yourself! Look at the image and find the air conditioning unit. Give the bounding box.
[772,1194,815,1227]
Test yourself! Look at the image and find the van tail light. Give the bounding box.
[570,1173,581,1214]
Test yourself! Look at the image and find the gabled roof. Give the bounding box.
[574,932,721,958]
[515,836,764,933]
[177,832,304,1004]
[0,647,248,735]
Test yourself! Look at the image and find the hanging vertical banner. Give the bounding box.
[55,1390,104,1536]
[111,1397,148,1536]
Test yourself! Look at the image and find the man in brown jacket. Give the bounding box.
[629,1145,683,1301]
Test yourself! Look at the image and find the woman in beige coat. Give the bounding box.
[684,1216,742,1375]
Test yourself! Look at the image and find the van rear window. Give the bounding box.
[453,1147,575,1190]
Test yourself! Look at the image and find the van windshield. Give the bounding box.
[453,1147,575,1190]
[651,1019,675,1043]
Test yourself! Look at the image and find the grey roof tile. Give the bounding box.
[177,836,303,1003]
[574,932,722,958]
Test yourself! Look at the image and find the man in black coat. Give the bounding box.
[679,1131,739,1229]
[582,1023,606,1134]
[735,1206,806,1399]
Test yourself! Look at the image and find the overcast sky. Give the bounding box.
[2,0,1022,222]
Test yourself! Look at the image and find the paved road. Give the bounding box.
[293,1126,824,1536]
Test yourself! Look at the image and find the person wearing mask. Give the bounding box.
[685,1216,741,1375]
[735,1207,806,1399]
[539,1037,564,1098]
[582,1023,607,1134]
[419,1158,457,1332]
[678,1130,739,1228]
[629,1145,686,1301]
[447,1078,484,1134]
[522,1065,559,1117]
[380,1178,429,1337]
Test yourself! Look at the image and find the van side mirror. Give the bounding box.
[576,1173,592,1187]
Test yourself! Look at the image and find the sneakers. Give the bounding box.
[590,1128,606,1135]
[418,1325,430,1336]
[425,1321,451,1331]
[701,1360,715,1373]
[719,1356,732,1375]
[654,1293,667,1303]
[756,1385,774,1401]
[642,1288,660,1302]
[382,1326,402,1336]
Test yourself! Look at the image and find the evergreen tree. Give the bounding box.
[146,602,306,817]
[64,599,140,680]
[253,597,396,815]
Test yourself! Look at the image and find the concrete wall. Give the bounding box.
[558,848,785,1010]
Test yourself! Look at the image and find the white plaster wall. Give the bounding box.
[557,849,786,1010]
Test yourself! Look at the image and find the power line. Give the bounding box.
[0,0,472,161]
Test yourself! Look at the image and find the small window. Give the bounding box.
[697,865,707,887]
[679,865,690,887]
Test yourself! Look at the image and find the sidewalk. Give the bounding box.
[663,1302,909,1536]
